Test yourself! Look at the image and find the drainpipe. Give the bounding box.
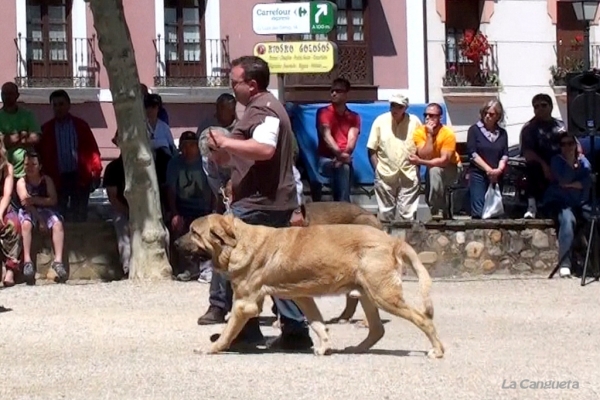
[422,0,430,103]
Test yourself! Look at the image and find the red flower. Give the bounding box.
[575,35,584,42]
[459,30,491,63]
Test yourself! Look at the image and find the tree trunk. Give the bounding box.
[87,0,171,280]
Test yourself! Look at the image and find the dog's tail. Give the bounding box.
[395,240,434,319]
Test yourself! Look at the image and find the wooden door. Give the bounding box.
[164,0,206,85]
[26,0,72,86]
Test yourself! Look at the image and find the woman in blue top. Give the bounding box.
[542,131,591,278]
[466,100,509,218]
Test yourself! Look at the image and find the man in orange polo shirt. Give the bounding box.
[410,103,462,218]
[313,78,361,202]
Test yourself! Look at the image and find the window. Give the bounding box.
[25,0,71,81]
[164,0,206,80]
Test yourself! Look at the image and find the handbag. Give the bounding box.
[482,183,504,219]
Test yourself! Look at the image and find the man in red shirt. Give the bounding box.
[314,78,361,202]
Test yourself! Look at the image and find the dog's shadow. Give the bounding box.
[0,306,12,314]
[258,316,392,327]
[206,335,427,357]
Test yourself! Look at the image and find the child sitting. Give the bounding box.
[17,151,67,284]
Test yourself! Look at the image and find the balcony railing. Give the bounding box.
[14,33,99,88]
[284,43,373,87]
[442,36,500,87]
[551,43,600,86]
[153,36,230,87]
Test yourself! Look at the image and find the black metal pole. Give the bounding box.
[584,22,591,71]
[580,20,599,285]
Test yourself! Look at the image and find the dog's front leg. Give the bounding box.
[205,299,258,354]
[293,297,332,356]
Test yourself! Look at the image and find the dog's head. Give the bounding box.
[183,214,238,270]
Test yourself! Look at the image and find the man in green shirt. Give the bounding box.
[0,82,41,178]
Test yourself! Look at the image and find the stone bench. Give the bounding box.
[32,221,124,282]
[384,219,558,277]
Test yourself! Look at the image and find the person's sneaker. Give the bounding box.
[524,200,536,219]
[559,267,572,278]
[266,331,313,352]
[197,268,212,284]
[22,262,36,285]
[52,262,68,283]
[197,306,227,325]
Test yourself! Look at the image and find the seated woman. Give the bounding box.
[16,151,67,284]
[542,131,592,278]
[466,100,509,219]
[0,141,22,287]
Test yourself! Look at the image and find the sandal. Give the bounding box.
[22,262,36,286]
[51,262,68,283]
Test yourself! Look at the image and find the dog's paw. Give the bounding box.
[348,289,362,299]
[193,348,209,355]
[353,319,369,329]
[313,346,333,356]
[427,348,444,359]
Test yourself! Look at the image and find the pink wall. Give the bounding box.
[220,0,278,89]
[0,1,17,86]
[371,0,409,89]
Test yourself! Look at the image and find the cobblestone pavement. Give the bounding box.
[1,277,599,400]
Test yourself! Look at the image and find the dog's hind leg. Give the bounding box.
[343,296,384,353]
[372,290,444,359]
[331,295,359,324]
[292,297,332,356]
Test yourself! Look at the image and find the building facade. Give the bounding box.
[425,0,600,145]
[0,0,416,163]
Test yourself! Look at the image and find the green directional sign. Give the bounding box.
[252,1,337,36]
[309,1,337,35]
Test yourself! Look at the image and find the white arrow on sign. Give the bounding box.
[315,3,328,23]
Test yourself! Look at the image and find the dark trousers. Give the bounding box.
[525,161,550,201]
[58,171,90,222]
[209,207,308,335]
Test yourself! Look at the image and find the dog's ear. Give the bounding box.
[209,215,237,247]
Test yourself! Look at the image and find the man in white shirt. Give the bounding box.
[367,93,422,221]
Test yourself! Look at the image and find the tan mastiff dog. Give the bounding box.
[302,201,383,326]
[180,213,445,358]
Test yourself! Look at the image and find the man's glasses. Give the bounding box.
[534,103,549,109]
[423,113,441,118]
[330,88,347,94]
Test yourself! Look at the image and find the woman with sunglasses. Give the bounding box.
[466,100,509,219]
[542,131,592,278]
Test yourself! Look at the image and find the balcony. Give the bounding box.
[441,32,501,103]
[550,43,600,101]
[283,43,377,102]
[14,33,100,102]
[152,36,231,103]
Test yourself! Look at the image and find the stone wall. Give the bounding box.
[32,221,123,282]
[385,219,559,277]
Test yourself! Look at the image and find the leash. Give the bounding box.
[219,186,233,216]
